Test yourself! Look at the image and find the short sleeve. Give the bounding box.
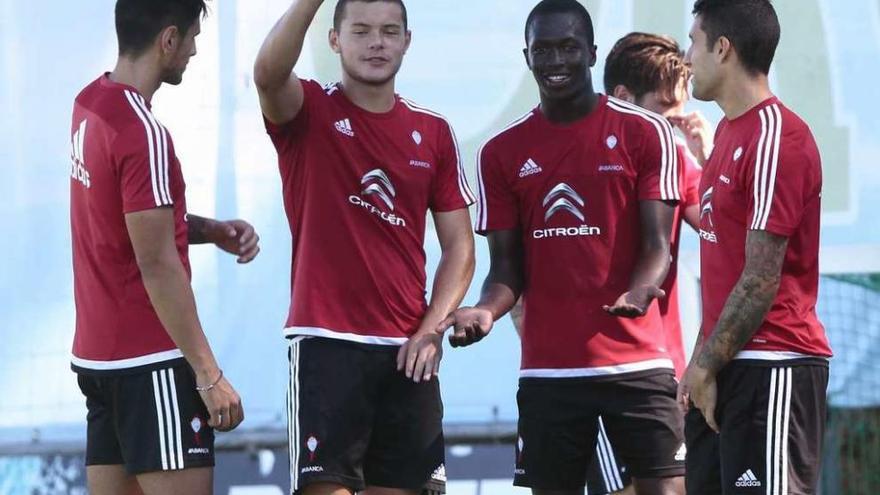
[263,79,325,156]
[114,123,174,213]
[636,117,681,202]
[681,147,703,208]
[430,121,476,212]
[474,142,519,234]
[746,129,819,236]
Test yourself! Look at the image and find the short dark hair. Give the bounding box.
[604,32,690,104]
[115,0,207,57]
[333,0,408,31]
[525,0,594,46]
[692,0,780,75]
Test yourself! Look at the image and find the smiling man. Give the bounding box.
[253,1,476,494]
[441,1,684,494]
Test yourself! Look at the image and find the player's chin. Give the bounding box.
[538,81,582,101]
[163,70,185,86]
[352,62,401,85]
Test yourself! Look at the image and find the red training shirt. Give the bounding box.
[70,74,189,373]
[476,96,681,377]
[265,80,475,345]
[698,97,831,360]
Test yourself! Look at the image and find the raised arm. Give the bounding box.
[603,200,675,317]
[254,0,324,124]
[126,208,243,431]
[398,209,475,382]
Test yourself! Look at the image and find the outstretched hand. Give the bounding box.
[438,307,494,348]
[603,285,666,318]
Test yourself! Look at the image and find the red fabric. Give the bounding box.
[70,75,189,366]
[698,97,831,357]
[476,96,682,373]
[660,143,702,378]
[266,80,474,342]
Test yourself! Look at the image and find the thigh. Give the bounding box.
[585,416,631,495]
[717,363,828,495]
[289,337,381,493]
[115,363,215,475]
[600,373,685,480]
[86,465,143,495]
[136,466,212,495]
[364,364,445,493]
[78,374,124,467]
[685,407,721,495]
[784,365,827,495]
[514,379,600,491]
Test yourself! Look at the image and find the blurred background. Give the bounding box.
[1,0,878,493]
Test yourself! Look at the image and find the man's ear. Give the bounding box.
[158,25,181,56]
[329,28,341,54]
[715,36,732,64]
[522,47,532,70]
[612,85,636,103]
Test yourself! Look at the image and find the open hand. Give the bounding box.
[603,285,666,318]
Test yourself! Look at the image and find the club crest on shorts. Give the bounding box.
[517,436,525,463]
[190,415,203,446]
[306,435,319,461]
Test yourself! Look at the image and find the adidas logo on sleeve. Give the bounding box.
[735,469,762,487]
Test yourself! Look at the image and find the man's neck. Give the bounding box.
[340,73,397,113]
[540,89,600,124]
[110,56,162,103]
[716,72,774,121]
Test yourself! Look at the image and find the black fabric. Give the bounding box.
[685,361,828,494]
[287,337,445,494]
[77,362,214,475]
[514,372,685,490]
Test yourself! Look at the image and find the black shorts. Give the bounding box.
[77,361,214,474]
[514,371,685,490]
[287,336,445,494]
[685,360,828,495]
[585,416,633,494]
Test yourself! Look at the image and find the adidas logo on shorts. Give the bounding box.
[735,469,762,487]
[674,443,686,461]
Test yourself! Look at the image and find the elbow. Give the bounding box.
[134,252,178,278]
[448,238,476,280]
[464,239,476,277]
[253,60,281,92]
[644,239,671,268]
[253,64,272,92]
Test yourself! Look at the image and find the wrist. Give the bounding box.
[191,359,221,383]
[195,369,224,391]
[474,303,499,321]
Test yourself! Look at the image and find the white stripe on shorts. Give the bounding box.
[595,416,625,491]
